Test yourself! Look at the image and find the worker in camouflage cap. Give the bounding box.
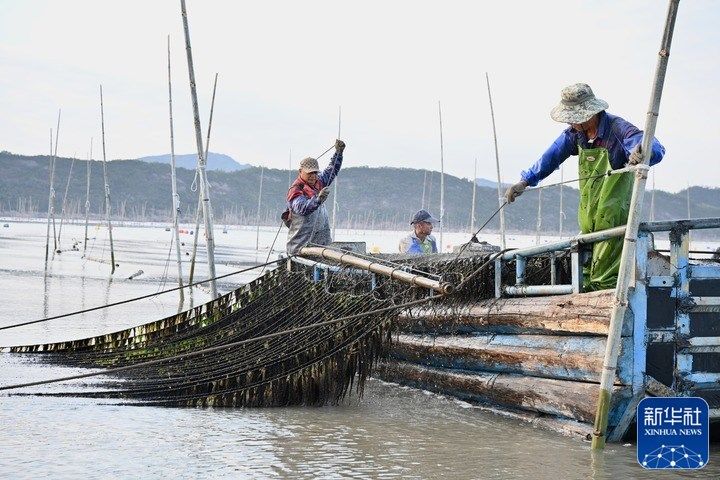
[285,139,345,254]
[504,83,666,291]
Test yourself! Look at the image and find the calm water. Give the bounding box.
[0,220,717,479]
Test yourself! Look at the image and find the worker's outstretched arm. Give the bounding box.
[318,140,345,187]
[520,131,577,187]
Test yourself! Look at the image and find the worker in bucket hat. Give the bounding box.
[504,83,665,290]
[399,209,439,254]
[285,139,345,254]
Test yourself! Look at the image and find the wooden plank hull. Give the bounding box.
[390,333,632,385]
[398,290,615,335]
[375,361,630,425]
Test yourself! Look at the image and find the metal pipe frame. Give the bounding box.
[639,217,720,232]
[504,285,573,296]
[298,246,454,294]
[500,226,626,261]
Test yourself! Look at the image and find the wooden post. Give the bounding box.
[167,35,185,303]
[591,0,679,450]
[99,85,116,274]
[182,0,217,298]
[486,73,506,249]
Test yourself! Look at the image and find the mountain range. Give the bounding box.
[1,151,718,237]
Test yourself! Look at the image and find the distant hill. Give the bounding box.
[137,152,250,171]
[1,151,719,236]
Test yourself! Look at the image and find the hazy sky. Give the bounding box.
[1,0,718,192]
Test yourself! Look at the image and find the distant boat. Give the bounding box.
[222,226,228,234]
[2,223,8,228]
[165,227,171,232]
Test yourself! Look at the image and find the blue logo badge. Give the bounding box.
[637,396,709,469]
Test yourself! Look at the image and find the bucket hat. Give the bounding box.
[550,83,609,124]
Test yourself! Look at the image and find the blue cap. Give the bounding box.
[410,209,440,225]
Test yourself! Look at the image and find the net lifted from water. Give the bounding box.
[8,251,570,407]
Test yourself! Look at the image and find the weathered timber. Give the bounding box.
[376,361,630,424]
[390,333,632,385]
[398,290,615,335]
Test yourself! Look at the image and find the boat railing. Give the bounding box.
[497,217,720,298]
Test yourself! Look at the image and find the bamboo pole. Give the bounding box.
[559,166,564,236]
[486,73,506,249]
[438,101,445,250]
[255,167,264,250]
[591,0,680,450]
[44,119,58,267]
[56,154,75,249]
[421,170,427,210]
[83,138,92,254]
[188,72,218,287]
[331,106,341,239]
[650,168,655,222]
[99,85,116,274]
[299,246,453,294]
[51,111,60,252]
[182,0,217,298]
[167,35,185,303]
[470,157,477,234]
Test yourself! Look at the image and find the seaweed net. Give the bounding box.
[9,249,570,407]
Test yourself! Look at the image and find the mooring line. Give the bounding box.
[0,294,441,392]
[0,258,286,332]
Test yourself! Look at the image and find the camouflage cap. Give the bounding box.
[550,83,609,124]
[299,157,320,173]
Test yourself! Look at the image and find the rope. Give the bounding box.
[0,258,286,332]
[0,294,441,392]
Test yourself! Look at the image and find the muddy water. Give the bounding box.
[0,220,717,479]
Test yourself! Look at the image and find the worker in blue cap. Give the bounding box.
[399,209,439,254]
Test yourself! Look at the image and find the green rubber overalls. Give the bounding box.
[577,142,634,291]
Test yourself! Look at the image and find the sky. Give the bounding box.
[0,0,718,192]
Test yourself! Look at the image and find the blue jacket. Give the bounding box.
[399,233,438,254]
[520,111,665,187]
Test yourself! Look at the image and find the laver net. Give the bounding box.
[8,251,570,407]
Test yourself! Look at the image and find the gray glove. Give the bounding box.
[317,187,330,203]
[504,180,528,204]
[628,144,643,165]
[335,139,345,152]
